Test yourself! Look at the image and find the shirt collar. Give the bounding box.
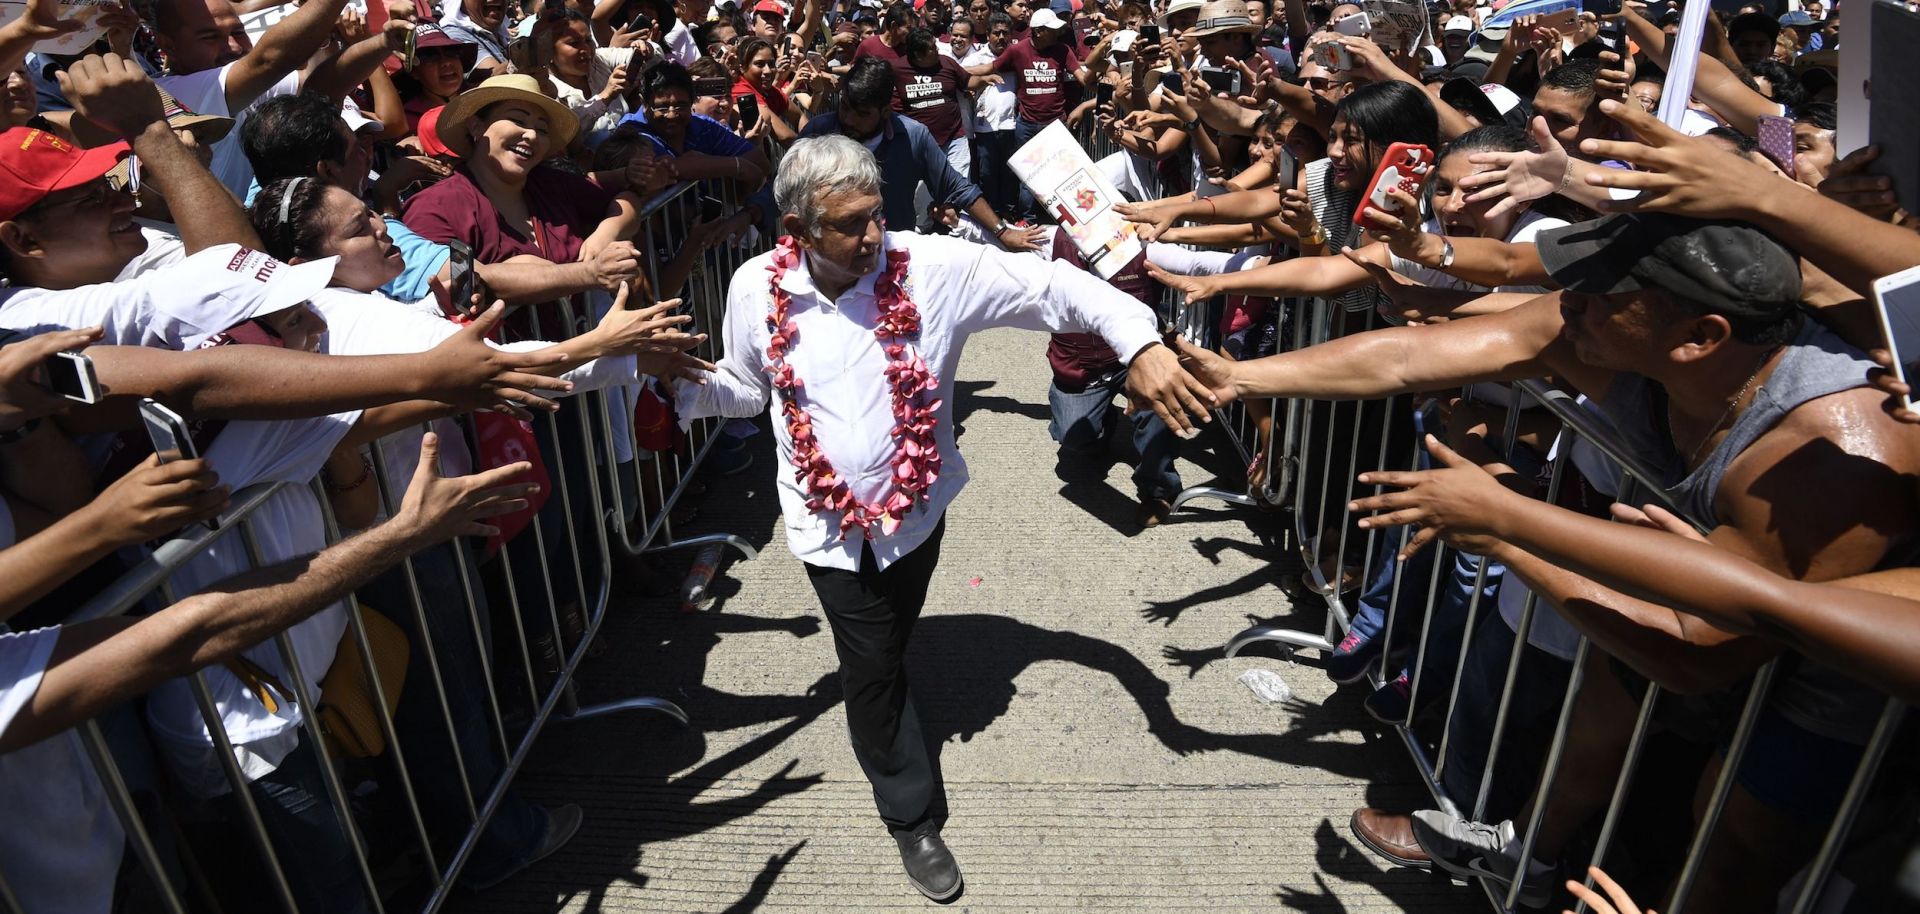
[776,235,893,304]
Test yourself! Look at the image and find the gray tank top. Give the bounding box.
[1598,320,1901,743]
[1598,319,1872,525]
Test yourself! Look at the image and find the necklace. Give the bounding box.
[765,236,942,539]
[1683,346,1779,469]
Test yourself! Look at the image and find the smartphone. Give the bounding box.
[139,398,197,463]
[1139,22,1159,43]
[447,239,479,317]
[1873,265,1920,412]
[1311,39,1353,70]
[632,11,654,30]
[1537,6,1579,33]
[627,46,647,74]
[401,26,417,67]
[805,49,826,67]
[738,92,760,131]
[1199,65,1241,96]
[1332,11,1371,35]
[1096,80,1115,107]
[1352,142,1436,230]
[1159,70,1183,95]
[699,195,727,222]
[693,75,732,97]
[42,350,102,404]
[1756,113,1797,179]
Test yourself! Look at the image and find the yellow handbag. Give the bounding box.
[225,605,409,759]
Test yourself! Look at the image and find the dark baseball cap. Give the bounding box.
[1537,214,1802,321]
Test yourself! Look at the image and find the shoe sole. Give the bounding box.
[1464,857,1550,908]
[1364,697,1410,726]
[906,870,963,902]
[1348,816,1431,870]
[1326,655,1376,685]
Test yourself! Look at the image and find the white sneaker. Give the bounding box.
[1410,809,1556,907]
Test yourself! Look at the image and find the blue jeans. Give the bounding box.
[230,739,375,914]
[973,130,1019,218]
[1439,608,1573,823]
[358,538,546,884]
[1047,370,1181,501]
[1013,118,1051,220]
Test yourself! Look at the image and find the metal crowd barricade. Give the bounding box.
[5,179,771,914]
[1206,292,1908,912]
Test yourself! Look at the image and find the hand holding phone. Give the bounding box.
[1332,11,1371,36]
[738,93,760,131]
[42,350,102,404]
[1873,264,1920,415]
[139,398,197,463]
[447,239,483,318]
[1353,142,1435,230]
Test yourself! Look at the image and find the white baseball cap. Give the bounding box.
[155,244,340,350]
[1444,14,1475,31]
[1109,28,1139,52]
[1161,0,1204,23]
[1029,8,1069,29]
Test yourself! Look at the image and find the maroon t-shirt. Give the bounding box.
[853,35,905,64]
[1047,232,1162,390]
[891,55,968,144]
[990,37,1081,125]
[402,164,616,266]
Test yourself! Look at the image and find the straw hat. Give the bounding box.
[437,74,579,158]
[1186,0,1257,36]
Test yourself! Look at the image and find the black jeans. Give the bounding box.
[973,130,1020,218]
[804,520,949,837]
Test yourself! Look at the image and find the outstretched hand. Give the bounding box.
[1349,434,1518,558]
[394,431,541,541]
[1457,116,1568,219]
[1122,341,1216,439]
[1574,98,1777,218]
[427,302,574,413]
[1167,334,1239,405]
[1145,261,1220,307]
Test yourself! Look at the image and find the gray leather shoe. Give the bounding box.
[894,831,963,902]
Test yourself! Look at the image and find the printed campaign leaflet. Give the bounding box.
[0,0,114,54]
[1010,121,1144,280]
[1362,0,1428,56]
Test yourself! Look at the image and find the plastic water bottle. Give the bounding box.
[678,543,725,612]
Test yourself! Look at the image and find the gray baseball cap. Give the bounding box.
[1536,214,1802,321]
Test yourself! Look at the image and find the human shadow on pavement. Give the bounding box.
[718,840,810,914]
[905,614,1407,780]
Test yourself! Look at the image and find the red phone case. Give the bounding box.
[1352,142,1435,231]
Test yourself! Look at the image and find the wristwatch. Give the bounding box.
[1437,238,1457,269]
[1301,222,1327,247]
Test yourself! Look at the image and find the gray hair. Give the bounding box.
[773,135,884,238]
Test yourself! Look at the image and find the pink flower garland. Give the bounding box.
[766,236,943,538]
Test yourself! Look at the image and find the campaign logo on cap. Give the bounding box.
[0,127,129,222]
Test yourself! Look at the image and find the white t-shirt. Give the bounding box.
[0,524,125,914]
[665,20,701,66]
[963,43,1016,132]
[154,62,302,200]
[114,220,189,281]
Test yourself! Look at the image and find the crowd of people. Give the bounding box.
[0,0,1915,905]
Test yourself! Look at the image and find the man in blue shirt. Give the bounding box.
[800,57,1042,250]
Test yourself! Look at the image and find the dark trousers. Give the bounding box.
[973,129,1020,218]
[804,520,949,837]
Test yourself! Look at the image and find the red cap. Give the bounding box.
[417,106,457,158]
[752,0,785,13]
[0,128,130,222]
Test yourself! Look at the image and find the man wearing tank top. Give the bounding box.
[1167,212,1920,913]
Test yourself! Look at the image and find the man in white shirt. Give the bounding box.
[149,0,410,197]
[673,135,1213,902]
[962,11,1017,213]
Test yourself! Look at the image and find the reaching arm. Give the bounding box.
[0,434,535,753]
[304,19,413,102]
[1167,291,1590,403]
[224,0,354,108]
[57,54,263,253]
[1619,6,1776,136]
[1147,245,1379,304]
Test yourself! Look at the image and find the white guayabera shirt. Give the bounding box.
[675,230,1162,571]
